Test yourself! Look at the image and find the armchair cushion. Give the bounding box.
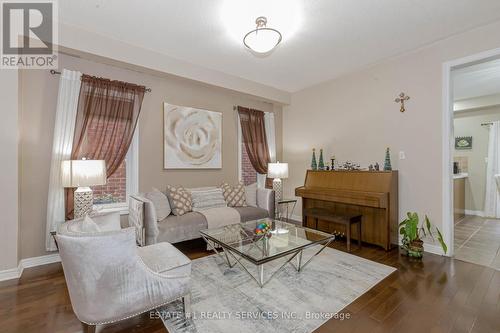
[79,216,101,233]
[138,242,191,277]
[59,212,121,235]
[92,211,121,232]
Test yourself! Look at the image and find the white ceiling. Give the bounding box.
[60,0,500,92]
[453,58,500,101]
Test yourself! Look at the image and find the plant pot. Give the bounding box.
[407,239,424,258]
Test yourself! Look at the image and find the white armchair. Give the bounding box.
[56,219,191,333]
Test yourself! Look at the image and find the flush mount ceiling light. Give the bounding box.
[243,16,282,54]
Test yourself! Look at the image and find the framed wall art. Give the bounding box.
[455,136,472,150]
[163,103,222,169]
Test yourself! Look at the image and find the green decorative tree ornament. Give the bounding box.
[311,148,318,170]
[318,149,325,170]
[384,147,392,171]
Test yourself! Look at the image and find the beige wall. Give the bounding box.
[19,53,283,259]
[0,70,20,270]
[283,20,500,248]
[454,107,500,212]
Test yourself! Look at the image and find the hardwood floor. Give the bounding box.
[1,238,499,333]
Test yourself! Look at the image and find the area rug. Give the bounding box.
[157,246,396,333]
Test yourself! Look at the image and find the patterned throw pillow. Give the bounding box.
[165,185,192,216]
[220,182,247,207]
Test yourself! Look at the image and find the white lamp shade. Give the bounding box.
[268,162,289,179]
[61,160,107,188]
[244,28,282,54]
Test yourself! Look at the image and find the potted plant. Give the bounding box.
[399,212,447,258]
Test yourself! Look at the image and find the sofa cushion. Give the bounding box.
[166,185,192,216]
[144,188,171,220]
[189,187,227,212]
[221,182,247,207]
[157,212,208,244]
[78,215,101,233]
[233,206,269,222]
[91,212,122,231]
[244,183,257,207]
[138,242,191,277]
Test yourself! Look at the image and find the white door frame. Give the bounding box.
[442,47,500,257]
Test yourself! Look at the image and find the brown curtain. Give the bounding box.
[65,74,146,219]
[238,106,272,188]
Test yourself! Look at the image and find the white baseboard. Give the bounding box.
[0,265,23,282]
[21,253,61,269]
[464,209,485,217]
[422,242,448,256]
[0,253,61,282]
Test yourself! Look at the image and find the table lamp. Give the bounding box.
[268,161,288,202]
[62,159,107,218]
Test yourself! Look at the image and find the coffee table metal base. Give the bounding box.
[201,235,334,288]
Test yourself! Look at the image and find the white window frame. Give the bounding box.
[93,126,139,215]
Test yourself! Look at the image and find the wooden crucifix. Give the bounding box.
[395,92,410,112]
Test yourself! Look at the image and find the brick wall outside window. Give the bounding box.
[92,161,126,204]
[241,141,257,186]
[85,118,128,205]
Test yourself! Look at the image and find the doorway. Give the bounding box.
[443,49,500,269]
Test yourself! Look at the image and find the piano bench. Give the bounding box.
[303,208,362,252]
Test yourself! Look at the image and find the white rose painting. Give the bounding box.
[164,103,222,169]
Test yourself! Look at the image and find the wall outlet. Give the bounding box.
[399,151,406,160]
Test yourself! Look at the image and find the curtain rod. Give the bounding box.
[49,70,152,92]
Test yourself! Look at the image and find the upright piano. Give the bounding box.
[295,170,398,250]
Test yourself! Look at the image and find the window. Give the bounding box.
[238,111,276,188]
[240,139,258,185]
[90,128,139,214]
[238,116,257,186]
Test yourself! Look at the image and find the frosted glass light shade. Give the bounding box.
[61,160,107,188]
[268,162,288,179]
[244,28,282,54]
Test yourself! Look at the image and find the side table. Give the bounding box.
[277,198,298,222]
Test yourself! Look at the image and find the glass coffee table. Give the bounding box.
[200,218,335,288]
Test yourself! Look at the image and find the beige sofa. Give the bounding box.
[129,186,275,246]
